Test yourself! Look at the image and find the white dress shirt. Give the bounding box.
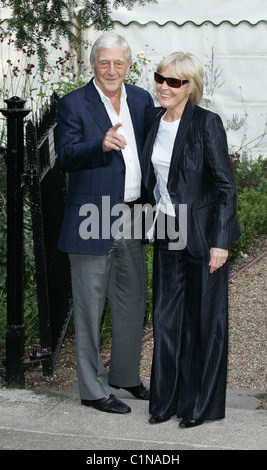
[94,79,141,202]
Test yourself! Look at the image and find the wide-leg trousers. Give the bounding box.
[149,239,229,420]
[69,223,146,401]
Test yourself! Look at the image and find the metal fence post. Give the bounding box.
[0,96,31,387]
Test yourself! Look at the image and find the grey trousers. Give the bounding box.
[69,235,146,400]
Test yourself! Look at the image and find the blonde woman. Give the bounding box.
[141,52,240,427]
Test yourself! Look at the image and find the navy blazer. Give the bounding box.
[141,100,241,257]
[56,78,154,255]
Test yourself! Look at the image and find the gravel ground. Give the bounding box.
[1,235,266,407]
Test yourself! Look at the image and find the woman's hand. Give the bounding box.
[209,247,229,273]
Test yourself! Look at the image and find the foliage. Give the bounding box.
[0,41,155,146]
[0,194,39,350]
[0,194,7,288]
[229,153,267,258]
[0,193,36,288]
[0,38,91,144]
[0,0,155,73]
[202,46,224,107]
[0,290,7,351]
[230,153,267,192]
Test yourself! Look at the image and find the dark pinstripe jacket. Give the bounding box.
[141,99,241,256]
[56,79,154,255]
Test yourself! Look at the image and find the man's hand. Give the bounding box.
[209,247,228,273]
[102,123,127,152]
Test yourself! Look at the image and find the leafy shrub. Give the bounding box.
[230,153,267,258]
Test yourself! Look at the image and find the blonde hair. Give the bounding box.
[157,52,203,105]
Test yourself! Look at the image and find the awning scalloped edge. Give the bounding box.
[110,19,267,27]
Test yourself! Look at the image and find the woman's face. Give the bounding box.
[156,66,190,113]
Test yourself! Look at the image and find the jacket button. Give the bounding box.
[170,192,176,197]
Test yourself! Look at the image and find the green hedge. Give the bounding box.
[229,154,267,258]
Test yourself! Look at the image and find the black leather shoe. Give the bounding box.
[179,418,204,428]
[110,382,150,400]
[81,394,131,414]
[179,417,188,426]
[149,415,171,424]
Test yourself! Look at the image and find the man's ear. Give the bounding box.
[126,60,132,75]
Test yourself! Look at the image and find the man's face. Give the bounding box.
[90,48,131,97]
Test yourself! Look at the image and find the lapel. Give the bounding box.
[125,85,140,157]
[84,79,113,135]
[125,84,149,159]
[168,99,195,182]
[142,108,165,191]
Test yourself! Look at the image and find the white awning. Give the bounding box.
[111,0,267,26]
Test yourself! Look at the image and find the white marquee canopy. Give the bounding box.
[84,0,267,158]
[1,1,267,157]
[110,0,267,26]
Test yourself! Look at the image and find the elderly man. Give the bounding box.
[56,33,154,413]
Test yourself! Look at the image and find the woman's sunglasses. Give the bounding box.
[154,72,189,89]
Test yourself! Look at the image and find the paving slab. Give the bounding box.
[0,386,266,453]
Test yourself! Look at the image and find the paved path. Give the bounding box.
[0,385,266,452]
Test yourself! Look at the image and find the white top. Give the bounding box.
[94,79,141,202]
[151,116,180,216]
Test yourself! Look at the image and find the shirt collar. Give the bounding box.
[93,78,127,103]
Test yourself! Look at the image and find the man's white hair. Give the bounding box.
[90,32,132,62]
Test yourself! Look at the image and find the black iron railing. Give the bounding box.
[0,93,73,386]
